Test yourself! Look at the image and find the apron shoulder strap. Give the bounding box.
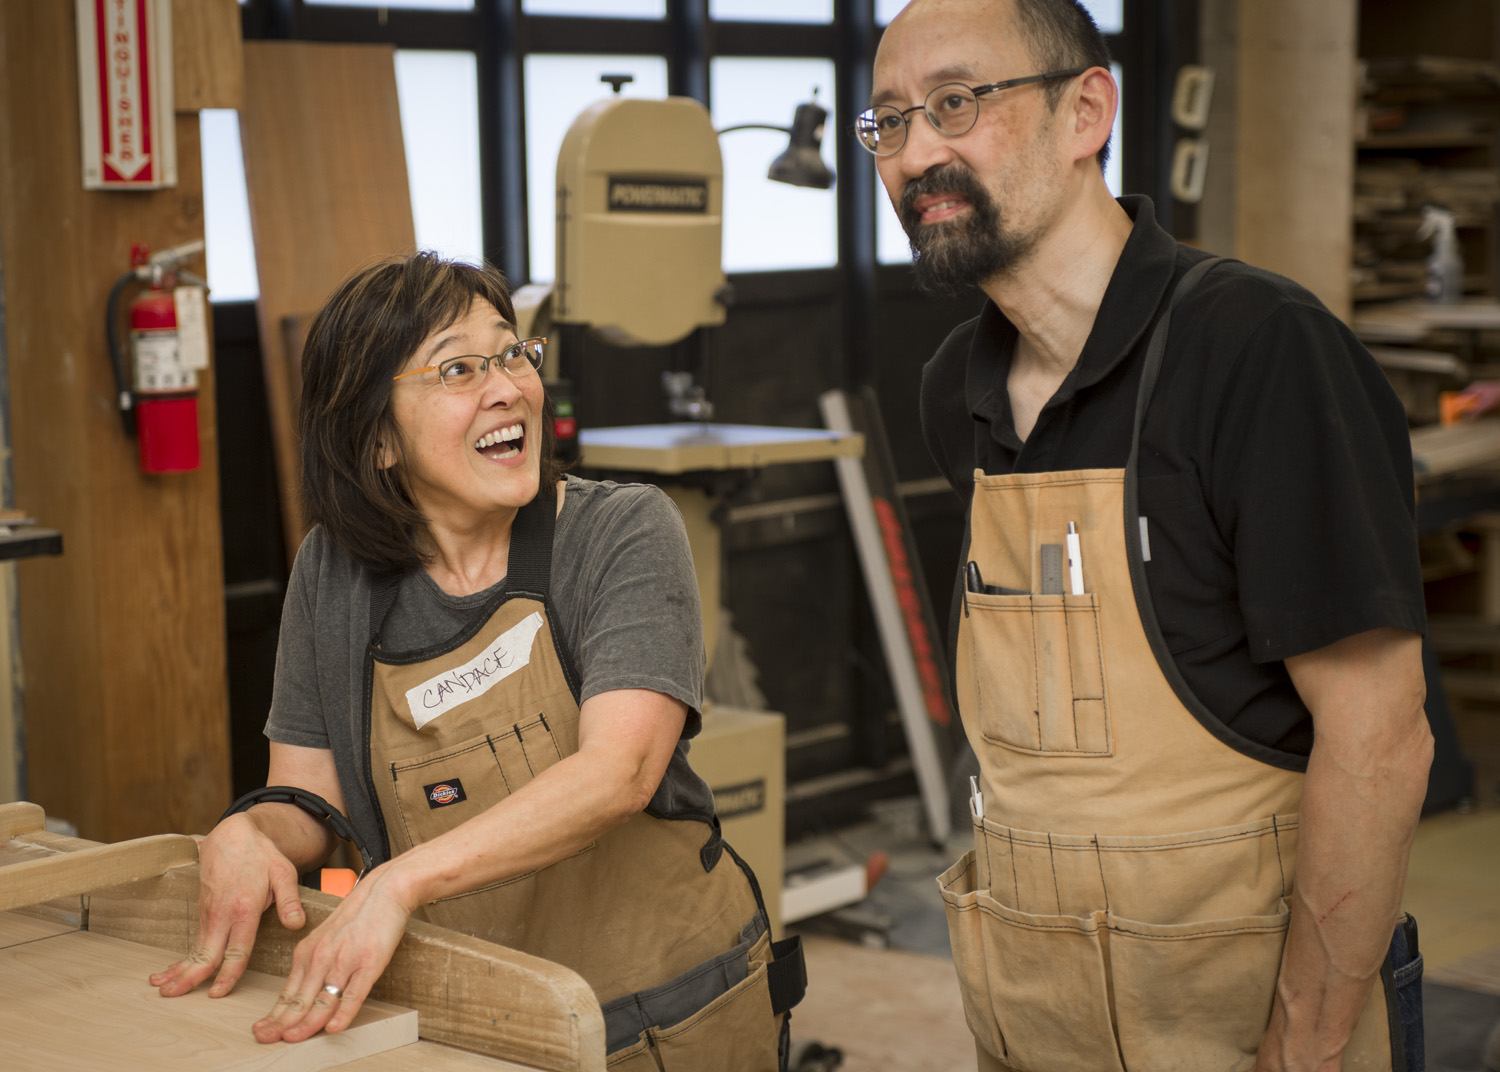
[1126,254,1226,469]
[506,480,558,601]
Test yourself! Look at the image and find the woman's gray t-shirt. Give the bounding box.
[264,475,715,858]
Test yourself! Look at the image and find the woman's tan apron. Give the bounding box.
[361,486,803,1069]
[943,259,1401,1071]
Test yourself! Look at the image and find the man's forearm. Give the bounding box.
[1258,702,1432,1070]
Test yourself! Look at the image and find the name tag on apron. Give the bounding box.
[406,611,546,729]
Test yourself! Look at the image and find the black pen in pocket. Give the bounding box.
[965,561,1028,596]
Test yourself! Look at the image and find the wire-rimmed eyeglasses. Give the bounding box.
[855,68,1089,157]
[391,337,547,392]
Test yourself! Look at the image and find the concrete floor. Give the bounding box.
[786,801,1500,1071]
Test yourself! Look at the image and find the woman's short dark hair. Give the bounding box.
[299,251,565,574]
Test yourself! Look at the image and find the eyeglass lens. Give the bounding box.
[858,84,980,156]
[436,339,544,391]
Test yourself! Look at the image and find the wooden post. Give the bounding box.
[1232,0,1358,321]
[0,1,236,839]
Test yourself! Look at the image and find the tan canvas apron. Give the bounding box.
[942,259,1402,1072]
[361,486,803,1069]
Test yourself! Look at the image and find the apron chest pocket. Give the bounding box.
[965,593,1111,756]
[387,712,563,852]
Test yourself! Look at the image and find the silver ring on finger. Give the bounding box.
[322,983,343,999]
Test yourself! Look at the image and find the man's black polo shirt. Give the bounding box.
[920,196,1426,761]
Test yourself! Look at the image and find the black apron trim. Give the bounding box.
[766,936,807,1016]
[1122,256,1310,774]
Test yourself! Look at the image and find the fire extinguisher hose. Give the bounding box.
[105,269,138,438]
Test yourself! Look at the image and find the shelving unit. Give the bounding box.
[1353,56,1500,304]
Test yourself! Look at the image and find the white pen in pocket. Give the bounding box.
[1066,522,1085,595]
[969,774,984,820]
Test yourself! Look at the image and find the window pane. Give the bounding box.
[710,0,831,23]
[875,0,909,23]
[711,58,837,273]
[523,0,664,15]
[878,62,1123,266]
[395,50,484,265]
[524,55,669,283]
[200,109,259,302]
[306,0,472,8]
[1082,0,1123,35]
[1107,61,1122,196]
[875,170,909,267]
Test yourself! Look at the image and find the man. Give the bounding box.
[864,1,1433,1070]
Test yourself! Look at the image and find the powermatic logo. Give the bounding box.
[424,779,467,809]
[712,779,766,821]
[607,177,709,213]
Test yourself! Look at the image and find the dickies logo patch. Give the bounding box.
[424,779,467,808]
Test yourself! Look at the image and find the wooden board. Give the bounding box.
[239,41,417,558]
[0,832,198,912]
[0,0,231,842]
[0,928,416,1070]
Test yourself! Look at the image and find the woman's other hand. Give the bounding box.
[250,863,416,1042]
[149,811,308,998]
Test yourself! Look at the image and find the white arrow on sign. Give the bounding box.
[101,0,151,182]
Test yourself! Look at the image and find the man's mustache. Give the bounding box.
[898,165,990,226]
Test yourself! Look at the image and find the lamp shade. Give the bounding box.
[767,101,835,189]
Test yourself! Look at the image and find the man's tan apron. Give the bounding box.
[942,259,1400,1071]
[361,486,803,1069]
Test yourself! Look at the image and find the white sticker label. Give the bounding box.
[173,285,210,370]
[406,611,545,730]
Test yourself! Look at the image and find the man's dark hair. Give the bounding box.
[298,251,565,574]
[1013,0,1114,171]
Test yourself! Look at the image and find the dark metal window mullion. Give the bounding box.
[483,0,528,283]
[835,0,877,391]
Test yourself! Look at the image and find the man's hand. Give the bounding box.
[250,864,416,1043]
[149,812,309,999]
[1253,627,1432,1071]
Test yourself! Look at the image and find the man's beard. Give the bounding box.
[899,165,1034,295]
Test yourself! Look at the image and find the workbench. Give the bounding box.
[0,802,606,1070]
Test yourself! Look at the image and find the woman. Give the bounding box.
[150,253,800,1069]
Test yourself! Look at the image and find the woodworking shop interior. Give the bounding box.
[3,1,1500,1070]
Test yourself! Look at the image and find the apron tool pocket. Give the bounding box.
[1107,901,1289,1071]
[605,927,782,1072]
[966,593,1111,756]
[940,849,1127,1072]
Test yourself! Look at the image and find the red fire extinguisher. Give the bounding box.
[106,241,207,474]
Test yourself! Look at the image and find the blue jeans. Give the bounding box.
[1388,913,1424,1072]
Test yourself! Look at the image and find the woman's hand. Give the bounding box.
[250,864,416,1043]
[149,812,309,999]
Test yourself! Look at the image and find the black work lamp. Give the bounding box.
[718,91,836,190]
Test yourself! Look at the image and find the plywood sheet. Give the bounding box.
[239,41,416,557]
[0,928,417,1070]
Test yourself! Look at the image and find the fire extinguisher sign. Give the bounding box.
[75,0,177,191]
